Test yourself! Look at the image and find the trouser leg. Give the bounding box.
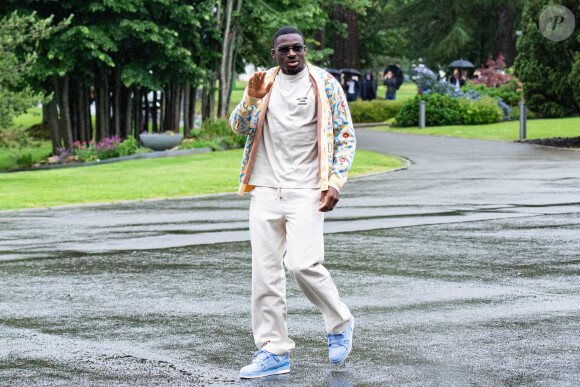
[283,189,351,335]
[249,187,295,355]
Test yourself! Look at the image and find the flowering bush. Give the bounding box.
[469,54,515,88]
[45,136,142,165]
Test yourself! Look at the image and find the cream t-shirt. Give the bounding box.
[249,67,319,188]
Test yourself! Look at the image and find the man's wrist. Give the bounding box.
[244,94,262,106]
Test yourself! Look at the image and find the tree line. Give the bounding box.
[2,0,576,153]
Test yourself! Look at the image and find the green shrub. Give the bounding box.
[0,129,36,148]
[117,136,138,157]
[396,94,505,127]
[187,117,246,150]
[348,100,403,123]
[464,83,522,107]
[458,96,504,125]
[11,152,34,168]
[396,94,463,127]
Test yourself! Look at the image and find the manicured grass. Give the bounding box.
[12,107,43,129]
[349,150,406,177]
[369,117,580,142]
[376,82,417,101]
[0,149,405,210]
[0,141,52,170]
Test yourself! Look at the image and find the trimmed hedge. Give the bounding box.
[395,94,505,127]
[349,99,403,123]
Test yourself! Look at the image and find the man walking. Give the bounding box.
[229,26,356,379]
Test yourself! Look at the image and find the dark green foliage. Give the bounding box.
[464,82,522,107]
[395,94,504,127]
[186,118,246,150]
[569,51,580,109]
[348,100,403,123]
[0,11,68,130]
[0,128,35,148]
[514,0,579,117]
[387,0,523,71]
[11,152,34,168]
[396,94,462,127]
[458,96,504,125]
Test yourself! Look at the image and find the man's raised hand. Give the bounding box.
[247,72,273,99]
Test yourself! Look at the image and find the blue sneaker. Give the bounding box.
[328,317,354,363]
[239,350,290,379]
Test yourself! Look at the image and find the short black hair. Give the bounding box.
[273,26,304,47]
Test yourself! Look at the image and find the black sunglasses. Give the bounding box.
[276,44,305,55]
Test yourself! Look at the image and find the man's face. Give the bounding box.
[271,33,306,75]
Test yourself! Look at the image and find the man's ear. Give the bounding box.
[270,48,276,60]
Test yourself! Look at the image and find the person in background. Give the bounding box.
[346,75,359,102]
[449,68,465,91]
[359,70,377,101]
[383,70,397,100]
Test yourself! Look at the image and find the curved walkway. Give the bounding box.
[1,131,579,385]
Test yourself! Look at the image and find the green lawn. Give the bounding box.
[12,107,43,129]
[0,149,405,210]
[376,82,417,101]
[0,141,52,170]
[369,117,580,142]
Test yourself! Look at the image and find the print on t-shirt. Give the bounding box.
[297,97,308,106]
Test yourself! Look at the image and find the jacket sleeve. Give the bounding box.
[327,76,356,192]
[229,89,263,136]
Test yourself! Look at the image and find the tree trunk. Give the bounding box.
[152,91,159,133]
[175,84,183,132]
[77,83,86,143]
[202,76,216,121]
[189,86,197,130]
[159,91,165,131]
[226,50,237,114]
[58,74,74,150]
[70,80,79,143]
[162,84,172,132]
[331,5,361,70]
[142,88,150,133]
[95,68,109,141]
[123,86,133,138]
[493,3,517,67]
[85,86,93,141]
[113,70,121,138]
[219,0,234,117]
[183,83,191,136]
[133,86,142,137]
[46,95,61,153]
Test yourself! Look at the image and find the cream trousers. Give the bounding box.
[249,186,351,355]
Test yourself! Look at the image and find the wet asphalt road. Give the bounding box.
[1,130,579,386]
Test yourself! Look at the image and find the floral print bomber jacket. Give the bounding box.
[229,62,356,196]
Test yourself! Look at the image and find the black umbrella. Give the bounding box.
[340,68,362,77]
[448,59,475,68]
[384,65,403,90]
[325,68,342,78]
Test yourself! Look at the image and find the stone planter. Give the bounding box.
[139,133,183,151]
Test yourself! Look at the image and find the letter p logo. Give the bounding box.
[539,5,575,41]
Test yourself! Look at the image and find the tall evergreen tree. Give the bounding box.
[514,0,579,117]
